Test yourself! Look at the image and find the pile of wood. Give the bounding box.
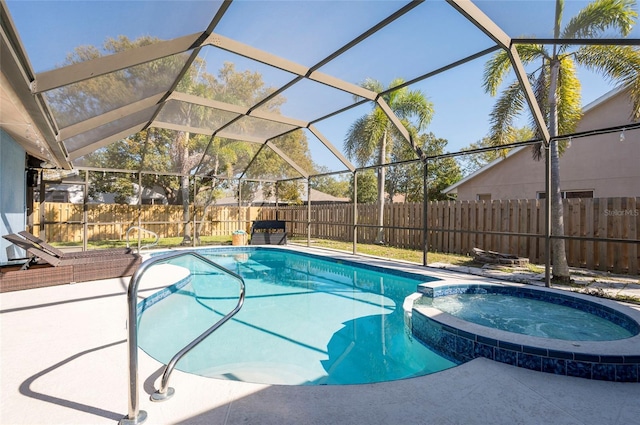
[472,248,529,266]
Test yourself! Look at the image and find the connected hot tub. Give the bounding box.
[411,283,640,382]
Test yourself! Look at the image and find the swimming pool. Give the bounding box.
[138,247,457,385]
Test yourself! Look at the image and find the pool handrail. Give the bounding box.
[120,250,245,425]
[125,226,160,253]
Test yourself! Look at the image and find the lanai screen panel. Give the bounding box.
[42,53,191,129]
[5,0,223,73]
[244,144,305,181]
[254,78,359,123]
[182,45,297,108]
[213,1,412,67]
[64,106,159,156]
[472,0,622,39]
[222,116,298,143]
[297,128,353,174]
[196,138,262,178]
[312,101,380,167]
[155,100,241,134]
[137,128,211,175]
[317,1,497,86]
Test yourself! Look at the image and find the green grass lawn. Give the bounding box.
[288,237,479,267]
[56,234,476,266]
[56,235,232,250]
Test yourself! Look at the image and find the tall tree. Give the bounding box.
[62,36,309,243]
[483,0,640,283]
[344,78,434,244]
[460,127,534,176]
[348,170,378,204]
[310,167,350,199]
[387,133,462,202]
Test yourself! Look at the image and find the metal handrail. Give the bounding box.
[120,251,245,425]
[125,226,160,252]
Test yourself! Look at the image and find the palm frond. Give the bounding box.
[563,0,637,39]
[483,50,513,96]
[483,45,547,96]
[488,81,526,147]
[557,56,583,136]
[575,44,640,119]
[393,89,435,131]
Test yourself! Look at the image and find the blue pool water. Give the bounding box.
[138,248,457,385]
[426,293,634,341]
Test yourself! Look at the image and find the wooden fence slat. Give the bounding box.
[629,198,638,275]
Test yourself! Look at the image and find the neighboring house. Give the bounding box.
[215,188,350,206]
[443,88,640,201]
[42,181,169,205]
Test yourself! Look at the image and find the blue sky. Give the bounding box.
[6,0,636,171]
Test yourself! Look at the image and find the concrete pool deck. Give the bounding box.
[1,249,639,425]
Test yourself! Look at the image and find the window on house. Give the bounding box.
[47,191,68,203]
[477,193,491,201]
[537,190,594,199]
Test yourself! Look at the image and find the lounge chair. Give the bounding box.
[2,233,141,289]
[18,230,133,258]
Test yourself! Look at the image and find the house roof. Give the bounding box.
[441,86,628,195]
[215,188,349,206]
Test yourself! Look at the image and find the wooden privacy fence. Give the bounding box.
[260,197,639,274]
[33,202,256,242]
[32,198,639,274]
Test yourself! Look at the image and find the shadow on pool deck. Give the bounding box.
[1,252,639,425]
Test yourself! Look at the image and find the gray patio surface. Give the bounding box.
[1,252,639,425]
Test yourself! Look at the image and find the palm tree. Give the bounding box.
[344,78,434,244]
[483,0,640,283]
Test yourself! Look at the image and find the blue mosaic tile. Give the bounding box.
[518,353,542,371]
[615,364,638,382]
[441,333,457,356]
[495,348,517,366]
[567,360,592,379]
[474,342,494,360]
[592,363,617,381]
[542,358,566,375]
[456,336,475,361]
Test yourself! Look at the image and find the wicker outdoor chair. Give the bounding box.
[2,233,141,288]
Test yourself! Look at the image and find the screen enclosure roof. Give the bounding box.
[1,0,639,181]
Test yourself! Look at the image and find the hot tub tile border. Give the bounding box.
[412,307,640,383]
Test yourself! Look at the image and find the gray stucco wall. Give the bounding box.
[0,129,26,263]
